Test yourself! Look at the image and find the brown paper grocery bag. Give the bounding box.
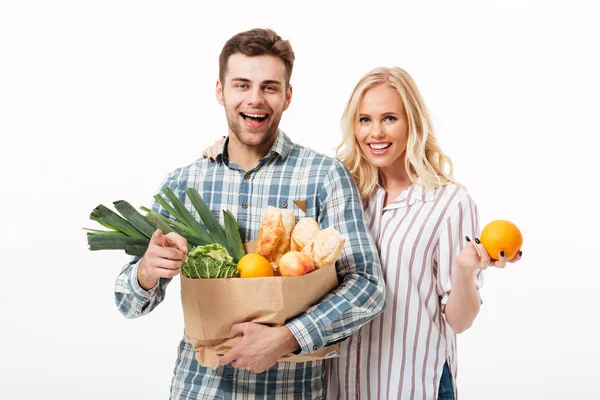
[180,242,341,369]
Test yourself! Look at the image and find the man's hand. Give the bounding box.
[137,229,188,290]
[220,323,300,374]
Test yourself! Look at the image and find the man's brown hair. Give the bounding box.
[219,28,295,86]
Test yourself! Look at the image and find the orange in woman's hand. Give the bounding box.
[237,253,274,278]
[479,220,523,260]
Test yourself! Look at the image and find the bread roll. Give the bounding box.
[255,206,284,260]
[290,218,321,252]
[311,227,345,268]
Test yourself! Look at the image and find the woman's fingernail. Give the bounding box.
[209,157,215,163]
[465,236,471,242]
[203,155,207,159]
[519,250,523,257]
[500,250,505,258]
[474,238,481,244]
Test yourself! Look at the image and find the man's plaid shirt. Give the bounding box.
[115,131,386,399]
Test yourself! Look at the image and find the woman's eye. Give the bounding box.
[384,116,397,122]
[359,117,370,123]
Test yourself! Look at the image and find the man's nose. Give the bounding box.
[247,87,265,105]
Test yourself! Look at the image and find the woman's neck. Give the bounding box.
[379,164,411,192]
[379,165,412,207]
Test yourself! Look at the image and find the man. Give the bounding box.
[115,28,385,399]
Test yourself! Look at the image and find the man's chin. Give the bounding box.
[236,130,276,147]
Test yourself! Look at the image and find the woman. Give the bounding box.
[327,66,520,400]
[203,67,521,399]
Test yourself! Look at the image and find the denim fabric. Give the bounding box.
[438,361,454,400]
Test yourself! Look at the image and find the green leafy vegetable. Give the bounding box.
[181,243,239,279]
[84,188,246,275]
[223,210,245,263]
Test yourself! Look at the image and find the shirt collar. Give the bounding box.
[216,129,292,166]
[377,183,436,210]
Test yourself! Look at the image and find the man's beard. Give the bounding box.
[225,105,283,148]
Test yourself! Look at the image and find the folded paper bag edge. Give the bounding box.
[189,335,341,370]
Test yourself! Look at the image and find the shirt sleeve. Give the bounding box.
[113,174,180,318]
[114,258,173,318]
[434,192,484,308]
[285,161,386,354]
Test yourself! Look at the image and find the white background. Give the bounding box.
[1,1,599,399]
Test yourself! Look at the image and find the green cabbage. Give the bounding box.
[181,243,238,279]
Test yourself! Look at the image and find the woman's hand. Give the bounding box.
[202,136,226,161]
[455,236,522,270]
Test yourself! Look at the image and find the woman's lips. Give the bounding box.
[367,142,392,155]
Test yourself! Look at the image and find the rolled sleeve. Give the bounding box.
[127,262,159,301]
[115,257,172,319]
[436,193,484,307]
[285,313,325,354]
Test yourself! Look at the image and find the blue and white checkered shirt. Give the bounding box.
[115,131,386,399]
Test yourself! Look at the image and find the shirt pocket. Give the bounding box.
[271,198,319,226]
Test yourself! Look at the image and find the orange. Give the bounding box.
[237,253,274,278]
[479,220,523,261]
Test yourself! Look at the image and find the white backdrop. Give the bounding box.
[1,1,599,399]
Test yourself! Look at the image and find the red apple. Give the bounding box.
[278,251,316,277]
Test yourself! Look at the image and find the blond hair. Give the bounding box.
[336,66,462,203]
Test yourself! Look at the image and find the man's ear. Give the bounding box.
[216,80,224,106]
[283,84,293,111]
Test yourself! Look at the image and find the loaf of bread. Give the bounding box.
[290,218,321,252]
[271,209,296,266]
[310,227,345,268]
[255,206,284,261]
[255,206,296,267]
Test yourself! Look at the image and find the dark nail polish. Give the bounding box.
[519,250,523,257]
[209,157,215,163]
[500,250,505,258]
[474,238,480,244]
[203,155,207,159]
[465,236,471,242]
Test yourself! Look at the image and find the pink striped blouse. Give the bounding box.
[327,183,483,400]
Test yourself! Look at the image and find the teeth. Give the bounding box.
[244,113,266,118]
[369,143,391,150]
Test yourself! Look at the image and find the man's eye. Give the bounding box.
[265,86,277,92]
[237,84,248,89]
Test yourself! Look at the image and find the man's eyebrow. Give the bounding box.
[229,78,282,86]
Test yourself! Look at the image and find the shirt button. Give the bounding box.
[242,203,248,209]
[313,345,318,351]
[244,173,251,180]
[281,202,288,208]
[227,375,233,381]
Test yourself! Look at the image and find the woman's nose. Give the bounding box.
[370,122,385,138]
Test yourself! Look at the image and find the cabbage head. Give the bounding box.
[181,243,238,279]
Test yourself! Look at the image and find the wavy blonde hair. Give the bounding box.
[336,66,463,203]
